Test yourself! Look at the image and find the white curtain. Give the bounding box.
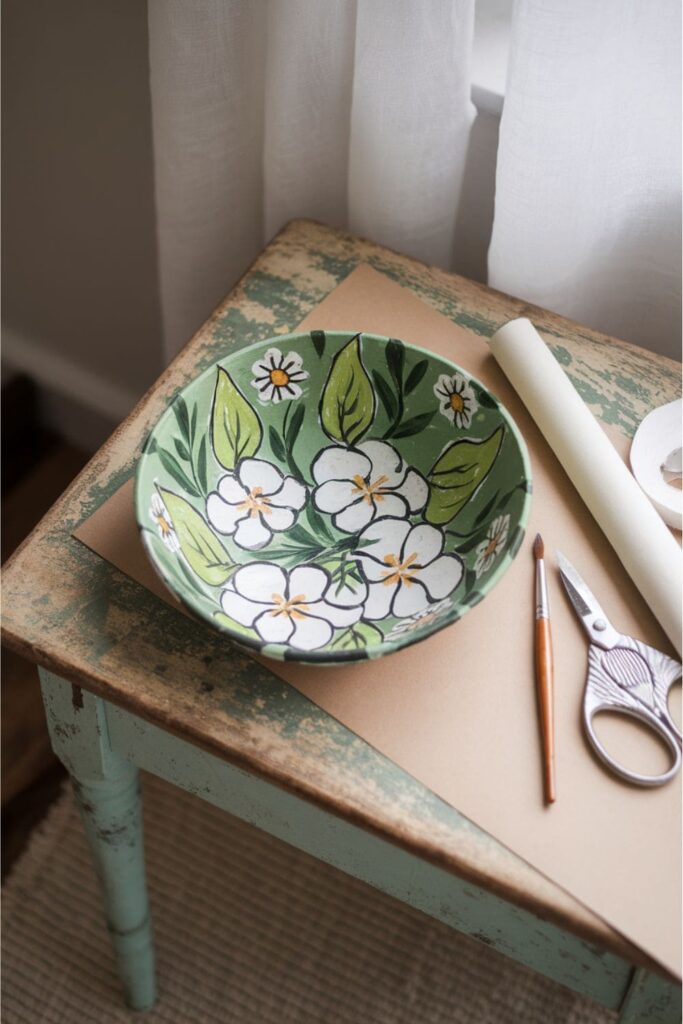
[148,0,475,359]
[148,1,681,362]
[489,0,681,361]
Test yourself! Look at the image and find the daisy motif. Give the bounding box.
[150,493,180,552]
[474,514,510,577]
[221,563,363,651]
[434,372,477,428]
[386,598,452,640]
[311,441,428,534]
[353,518,464,620]
[250,347,309,403]
[206,458,307,550]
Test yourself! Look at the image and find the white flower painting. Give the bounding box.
[353,518,463,620]
[150,493,180,552]
[206,458,307,550]
[386,598,453,640]
[221,563,363,651]
[474,514,510,576]
[434,372,477,428]
[311,441,428,534]
[250,348,309,402]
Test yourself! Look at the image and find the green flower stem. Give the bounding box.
[282,402,304,479]
[188,450,205,497]
[383,388,404,439]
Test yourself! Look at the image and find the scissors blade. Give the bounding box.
[556,551,616,645]
[556,553,593,618]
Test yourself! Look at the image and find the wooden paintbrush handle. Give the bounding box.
[535,616,556,804]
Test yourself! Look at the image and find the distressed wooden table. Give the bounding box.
[3,220,681,1021]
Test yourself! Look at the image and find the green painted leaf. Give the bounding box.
[196,435,208,493]
[371,370,398,420]
[287,522,322,548]
[268,424,286,463]
[319,334,375,445]
[174,437,190,461]
[212,367,262,470]
[176,555,209,598]
[425,426,504,525]
[385,338,405,387]
[405,358,429,394]
[475,388,499,410]
[311,330,326,358]
[286,403,305,450]
[173,396,191,441]
[159,487,235,585]
[158,448,200,497]
[330,621,384,651]
[473,490,500,526]
[463,567,477,593]
[306,504,335,542]
[452,530,489,554]
[494,480,528,514]
[189,403,198,443]
[392,409,436,439]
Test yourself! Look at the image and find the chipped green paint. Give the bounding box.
[243,269,319,320]
[445,308,500,338]
[549,344,572,366]
[40,669,155,1011]
[202,308,267,365]
[76,461,138,524]
[308,247,358,282]
[613,372,652,403]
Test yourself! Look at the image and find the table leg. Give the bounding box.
[618,966,682,1024]
[39,669,156,1011]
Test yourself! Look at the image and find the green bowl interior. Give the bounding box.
[135,331,531,664]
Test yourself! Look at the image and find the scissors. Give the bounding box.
[557,551,682,787]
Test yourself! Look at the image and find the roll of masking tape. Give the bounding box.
[630,399,682,531]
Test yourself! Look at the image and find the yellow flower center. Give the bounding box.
[381,551,419,587]
[483,537,500,558]
[238,486,272,518]
[450,392,465,413]
[350,473,390,505]
[270,368,290,387]
[156,513,173,536]
[269,592,308,620]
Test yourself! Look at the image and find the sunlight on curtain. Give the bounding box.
[489,0,682,359]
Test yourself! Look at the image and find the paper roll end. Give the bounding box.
[489,317,537,353]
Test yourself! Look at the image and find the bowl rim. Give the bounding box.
[135,330,533,664]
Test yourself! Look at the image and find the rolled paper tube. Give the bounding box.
[489,318,682,656]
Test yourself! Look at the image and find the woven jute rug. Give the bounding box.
[2,773,614,1023]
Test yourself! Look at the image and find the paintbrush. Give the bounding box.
[533,534,556,804]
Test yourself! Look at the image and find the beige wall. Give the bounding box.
[2,0,163,443]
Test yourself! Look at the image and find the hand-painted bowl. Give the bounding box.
[135,331,531,664]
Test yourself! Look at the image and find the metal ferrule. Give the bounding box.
[535,558,550,619]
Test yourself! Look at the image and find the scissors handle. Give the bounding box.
[583,701,681,787]
[583,640,682,787]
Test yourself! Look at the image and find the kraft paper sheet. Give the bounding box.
[74,266,681,977]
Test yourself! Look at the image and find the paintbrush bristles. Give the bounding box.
[533,533,544,559]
